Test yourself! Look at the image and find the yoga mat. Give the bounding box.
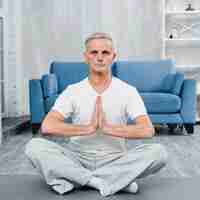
[0,175,199,200]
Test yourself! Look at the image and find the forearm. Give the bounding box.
[103,123,155,139]
[41,119,93,137]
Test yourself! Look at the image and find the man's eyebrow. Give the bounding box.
[89,50,98,53]
[89,50,111,53]
[102,50,111,53]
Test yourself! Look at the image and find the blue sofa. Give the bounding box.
[29,59,197,134]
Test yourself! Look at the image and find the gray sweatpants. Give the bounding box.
[25,137,168,195]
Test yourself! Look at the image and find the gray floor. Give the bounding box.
[2,116,30,133]
[0,175,200,200]
[0,126,200,178]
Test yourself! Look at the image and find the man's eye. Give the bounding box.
[90,51,98,55]
[102,51,110,55]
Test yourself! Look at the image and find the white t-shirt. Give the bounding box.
[52,77,147,157]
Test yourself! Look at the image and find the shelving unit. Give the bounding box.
[0,0,4,145]
[163,0,200,94]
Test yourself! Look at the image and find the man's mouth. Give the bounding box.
[95,64,105,68]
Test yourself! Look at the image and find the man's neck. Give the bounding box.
[89,72,112,93]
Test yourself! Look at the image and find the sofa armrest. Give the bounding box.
[180,79,197,124]
[41,74,58,98]
[29,79,45,124]
[171,72,184,96]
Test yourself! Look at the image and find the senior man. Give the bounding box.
[25,32,168,196]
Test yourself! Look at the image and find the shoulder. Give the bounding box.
[62,78,88,94]
[113,77,137,92]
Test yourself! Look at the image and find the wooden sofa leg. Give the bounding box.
[31,123,41,134]
[184,124,194,134]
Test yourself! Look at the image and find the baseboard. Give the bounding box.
[2,116,31,144]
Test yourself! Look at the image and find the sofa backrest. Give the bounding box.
[50,61,117,93]
[50,62,89,93]
[114,59,176,92]
[50,59,176,93]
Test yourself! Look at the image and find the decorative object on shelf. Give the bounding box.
[168,20,200,39]
[169,28,179,39]
[185,3,195,11]
[179,22,200,37]
[169,34,173,39]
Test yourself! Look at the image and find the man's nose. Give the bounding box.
[97,53,103,61]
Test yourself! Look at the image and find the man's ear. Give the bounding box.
[112,52,116,61]
[84,52,88,64]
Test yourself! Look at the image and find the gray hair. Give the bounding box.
[85,32,113,48]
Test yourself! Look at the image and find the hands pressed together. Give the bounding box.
[86,96,113,135]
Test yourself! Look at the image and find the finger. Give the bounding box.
[94,96,101,127]
[90,98,98,126]
[96,95,101,104]
[98,95,102,102]
[96,96,101,114]
[98,96,102,111]
[100,111,106,128]
[99,96,104,126]
[95,96,99,114]
[102,111,106,121]
[94,96,100,113]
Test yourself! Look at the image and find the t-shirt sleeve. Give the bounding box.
[51,86,73,118]
[126,87,147,121]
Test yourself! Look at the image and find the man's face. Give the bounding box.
[84,38,116,74]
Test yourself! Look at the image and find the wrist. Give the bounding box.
[84,124,96,135]
[102,123,113,135]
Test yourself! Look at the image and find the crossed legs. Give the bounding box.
[25,138,168,196]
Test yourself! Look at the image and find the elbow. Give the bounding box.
[144,126,155,138]
[41,121,52,136]
[40,124,49,135]
[40,112,63,136]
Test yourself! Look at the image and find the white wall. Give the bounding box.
[9,0,164,116]
[4,0,21,117]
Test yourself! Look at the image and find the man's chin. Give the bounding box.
[90,65,111,74]
[95,68,108,74]
[95,65,106,69]
[96,65,110,70]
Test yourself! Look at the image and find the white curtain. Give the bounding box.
[22,0,163,79]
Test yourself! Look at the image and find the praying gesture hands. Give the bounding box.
[87,95,125,137]
[87,96,108,134]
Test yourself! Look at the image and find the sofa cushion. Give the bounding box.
[149,114,183,124]
[44,93,181,115]
[44,95,58,113]
[141,93,181,113]
[115,59,176,92]
[50,62,89,93]
[41,74,58,98]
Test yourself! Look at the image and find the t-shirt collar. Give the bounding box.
[86,76,114,96]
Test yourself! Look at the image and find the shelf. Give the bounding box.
[176,65,200,84]
[166,10,200,15]
[176,64,200,69]
[165,38,200,47]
